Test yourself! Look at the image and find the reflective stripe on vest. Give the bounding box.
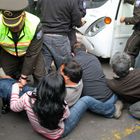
[0,12,40,56]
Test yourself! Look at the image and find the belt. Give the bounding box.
[44,33,68,36]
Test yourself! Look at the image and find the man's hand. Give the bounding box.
[81,18,86,26]
[120,16,125,23]
[18,75,28,89]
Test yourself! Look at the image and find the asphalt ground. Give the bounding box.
[0,59,140,140]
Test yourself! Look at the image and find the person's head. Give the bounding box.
[60,58,82,84]
[0,0,28,32]
[33,71,66,130]
[110,52,131,77]
[73,42,87,54]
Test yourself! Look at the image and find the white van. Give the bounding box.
[77,0,134,58]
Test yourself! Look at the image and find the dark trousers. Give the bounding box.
[124,31,140,67]
[0,48,45,86]
[68,29,77,52]
[0,48,24,79]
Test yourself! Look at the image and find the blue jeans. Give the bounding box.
[86,94,117,118]
[43,34,72,73]
[61,95,117,137]
[0,78,33,103]
[62,96,89,137]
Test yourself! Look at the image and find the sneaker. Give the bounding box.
[114,100,123,119]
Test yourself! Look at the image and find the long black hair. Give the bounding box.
[32,72,66,130]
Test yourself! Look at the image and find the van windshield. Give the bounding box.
[85,0,109,9]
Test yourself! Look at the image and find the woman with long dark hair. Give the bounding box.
[10,71,90,139]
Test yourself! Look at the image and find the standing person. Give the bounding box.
[107,52,140,103]
[68,0,86,51]
[36,0,84,73]
[0,0,45,87]
[120,0,140,67]
[9,71,92,139]
[73,43,123,119]
[59,59,83,107]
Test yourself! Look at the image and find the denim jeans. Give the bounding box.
[86,94,117,118]
[0,78,33,103]
[42,34,72,73]
[62,95,117,137]
[62,96,89,137]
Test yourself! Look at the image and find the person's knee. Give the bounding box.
[80,96,93,105]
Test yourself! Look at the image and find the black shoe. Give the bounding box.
[1,105,10,114]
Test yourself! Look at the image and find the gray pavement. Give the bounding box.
[0,59,140,140]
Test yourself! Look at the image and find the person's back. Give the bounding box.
[36,0,82,34]
[107,52,140,103]
[74,45,113,102]
[73,43,124,119]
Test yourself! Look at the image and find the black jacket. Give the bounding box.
[74,51,113,102]
[36,0,83,34]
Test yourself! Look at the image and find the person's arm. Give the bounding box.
[10,83,26,112]
[106,78,115,87]
[120,6,140,24]
[35,0,42,17]
[19,23,43,86]
[106,78,119,94]
[78,0,86,17]
[61,103,70,120]
[70,0,83,28]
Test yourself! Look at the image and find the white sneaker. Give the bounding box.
[129,67,134,71]
[114,100,123,119]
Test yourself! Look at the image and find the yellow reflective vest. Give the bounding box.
[0,12,40,56]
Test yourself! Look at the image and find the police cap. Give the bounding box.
[0,0,29,27]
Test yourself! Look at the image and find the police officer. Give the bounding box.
[0,0,46,113]
[0,0,45,86]
[120,0,140,67]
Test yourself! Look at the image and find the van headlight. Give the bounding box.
[85,17,112,37]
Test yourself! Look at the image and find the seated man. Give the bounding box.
[73,43,123,119]
[59,59,83,107]
[107,52,140,103]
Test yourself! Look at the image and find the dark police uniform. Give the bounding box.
[0,0,45,113]
[124,0,140,67]
[0,0,45,84]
